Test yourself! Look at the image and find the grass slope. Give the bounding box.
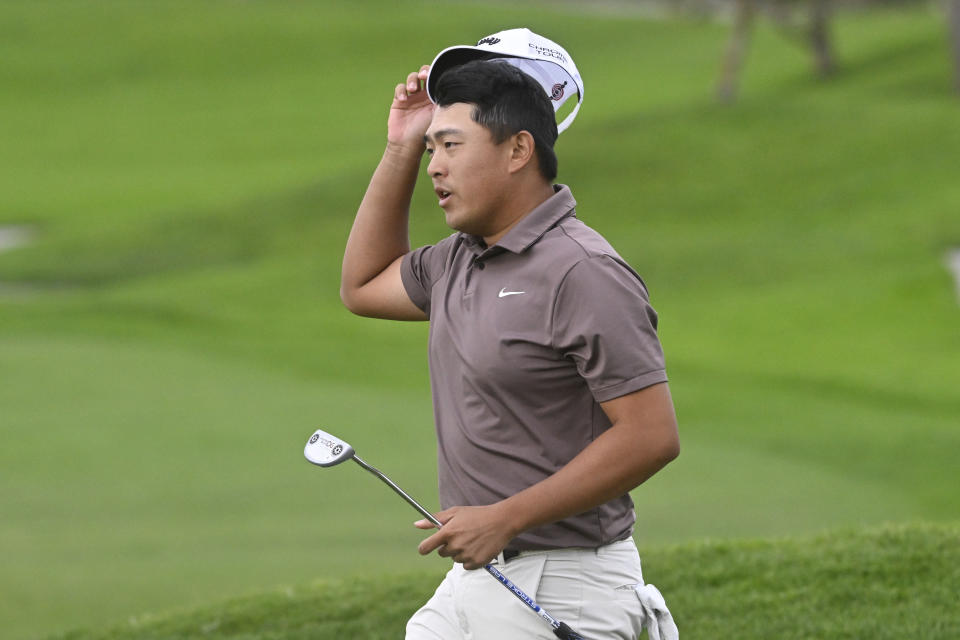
[1,1,959,637]
[50,522,960,640]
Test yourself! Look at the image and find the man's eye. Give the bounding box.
[444,141,457,148]
[425,147,434,156]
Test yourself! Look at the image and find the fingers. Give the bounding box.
[416,507,502,569]
[413,508,453,530]
[394,66,431,102]
[408,66,429,90]
[418,528,446,556]
[405,70,421,92]
[417,508,455,554]
[418,530,463,565]
[418,531,492,570]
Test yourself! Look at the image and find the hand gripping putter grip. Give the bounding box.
[304,428,587,640]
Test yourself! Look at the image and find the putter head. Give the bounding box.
[304,429,355,467]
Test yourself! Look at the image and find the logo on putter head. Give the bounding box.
[477,37,501,46]
[309,434,319,444]
[332,444,343,456]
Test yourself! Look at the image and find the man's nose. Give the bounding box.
[427,152,444,177]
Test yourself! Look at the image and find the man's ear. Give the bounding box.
[507,130,537,174]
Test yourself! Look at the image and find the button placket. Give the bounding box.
[463,257,484,301]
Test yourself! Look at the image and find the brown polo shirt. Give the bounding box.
[400,185,667,550]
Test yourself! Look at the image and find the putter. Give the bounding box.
[304,428,587,640]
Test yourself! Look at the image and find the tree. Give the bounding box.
[717,0,757,102]
[809,0,836,77]
[717,0,836,103]
[951,0,960,93]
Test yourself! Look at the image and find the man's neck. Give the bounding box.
[482,182,557,247]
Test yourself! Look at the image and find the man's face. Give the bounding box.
[424,103,513,238]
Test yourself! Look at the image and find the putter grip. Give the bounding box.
[553,621,587,640]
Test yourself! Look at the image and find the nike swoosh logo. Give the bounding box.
[498,288,526,298]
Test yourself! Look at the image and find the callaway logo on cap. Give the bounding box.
[426,28,585,134]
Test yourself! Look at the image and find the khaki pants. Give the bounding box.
[406,538,665,640]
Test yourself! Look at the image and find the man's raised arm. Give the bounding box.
[340,65,433,320]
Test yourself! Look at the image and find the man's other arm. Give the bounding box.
[340,65,432,321]
[416,382,680,569]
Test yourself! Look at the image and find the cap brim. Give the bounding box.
[426,47,505,103]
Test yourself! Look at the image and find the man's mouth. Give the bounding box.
[435,187,452,207]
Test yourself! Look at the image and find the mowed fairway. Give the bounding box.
[1,1,958,637]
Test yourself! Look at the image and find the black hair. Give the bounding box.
[433,59,559,181]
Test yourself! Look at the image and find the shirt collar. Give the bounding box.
[461,184,578,256]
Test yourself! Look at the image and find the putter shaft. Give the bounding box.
[352,456,443,528]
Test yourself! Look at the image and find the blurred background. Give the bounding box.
[1,0,958,637]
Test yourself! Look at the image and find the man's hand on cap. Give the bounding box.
[388,64,434,153]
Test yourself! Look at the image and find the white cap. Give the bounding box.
[426,28,584,134]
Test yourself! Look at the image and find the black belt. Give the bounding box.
[502,548,521,563]
[499,541,619,565]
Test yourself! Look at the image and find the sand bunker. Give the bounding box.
[0,225,34,253]
[0,226,37,298]
[947,248,960,304]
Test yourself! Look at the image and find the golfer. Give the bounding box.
[341,28,680,640]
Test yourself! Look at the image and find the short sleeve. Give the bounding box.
[400,235,456,316]
[551,255,667,402]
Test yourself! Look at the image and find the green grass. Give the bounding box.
[47,522,960,639]
[2,1,959,637]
